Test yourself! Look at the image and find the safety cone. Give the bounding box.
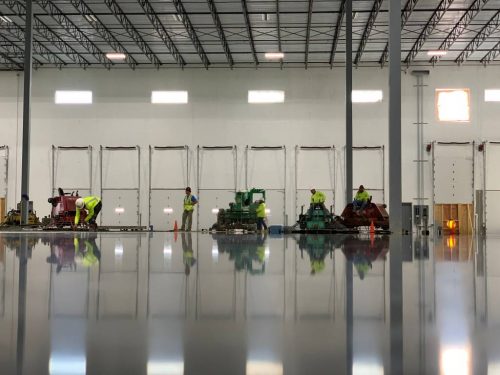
[174,220,178,232]
[369,220,375,234]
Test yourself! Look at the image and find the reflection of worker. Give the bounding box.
[74,235,101,267]
[181,232,196,275]
[353,185,370,214]
[181,187,198,232]
[353,256,372,280]
[74,196,102,229]
[256,199,268,232]
[309,189,329,215]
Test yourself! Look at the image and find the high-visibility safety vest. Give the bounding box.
[256,202,266,218]
[311,191,326,204]
[184,194,196,211]
[75,196,101,225]
[354,190,370,202]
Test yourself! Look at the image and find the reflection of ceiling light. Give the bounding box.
[115,207,125,214]
[84,14,98,23]
[265,52,284,60]
[212,208,220,214]
[212,242,219,263]
[163,207,174,214]
[440,346,470,375]
[0,16,12,23]
[173,14,183,22]
[163,243,172,260]
[246,360,283,375]
[265,246,270,261]
[106,52,126,60]
[115,241,124,256]
[49,355,86,375]
[427,50,447,57]
[147,361,184,375]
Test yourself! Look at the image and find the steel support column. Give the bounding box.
[389,0,402,232]
[346,0,353,205]
[20,0,33,224]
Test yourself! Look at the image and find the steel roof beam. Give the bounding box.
[241,0,259,65]
[481,40,500,65]
[0,33,42,68]
[0,15,66,67]
[276,0,283,68]
[329,0,346,67]
[36,0,110,68]
[70,0,138,69]
[3,1,87,67]
[431,0,490,64]
[172,0,210,68]
[456,10,500,64]
[206,0,233,67]
[305,0,314,68]
[104,0,162,68]
[0,50,23,70]
[403,0,454,67]
[355,0,384,66]
[379,0,420,66]
[137,0,186,67]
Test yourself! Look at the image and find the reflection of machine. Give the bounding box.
[212,233,267,274]
[341,235,389,279]
[46,188,86,229]
[43,232,100,271]
[211,188,266,231]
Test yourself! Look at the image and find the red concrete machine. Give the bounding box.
[46,188,86,229]
[339,200,390,230]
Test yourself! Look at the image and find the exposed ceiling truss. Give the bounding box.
[1,0,500,70]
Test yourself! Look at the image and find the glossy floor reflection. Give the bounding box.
[0,232,496,374]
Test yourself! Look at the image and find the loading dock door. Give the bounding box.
[353,146,385,204]
[485,142,500,233]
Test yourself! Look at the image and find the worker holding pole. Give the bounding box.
[180,187,198,231]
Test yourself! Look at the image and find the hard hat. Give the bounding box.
[75,198,85,209]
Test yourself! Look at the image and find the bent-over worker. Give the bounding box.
[74,196,102,229]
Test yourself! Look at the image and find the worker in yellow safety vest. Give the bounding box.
[181,187,198,231]
[74,196,102,229]
[353,185,370,215]
[309,189,329,215]
[255,199,268,232]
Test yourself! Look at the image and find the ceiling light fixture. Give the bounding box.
[0,16,12,23]
[427,50,447,57]
[261,13,270,21]
[265,52,285,60]
[173,14,183,22]
[106,52,126,60]
[84,14,98,23]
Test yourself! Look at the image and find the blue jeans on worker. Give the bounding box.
[257,218,267,231]
[353,199,368,212]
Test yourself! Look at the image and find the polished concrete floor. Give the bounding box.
[0,231,496,374]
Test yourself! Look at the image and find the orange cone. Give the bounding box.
[174,220,178,232]
[369,220,375,234]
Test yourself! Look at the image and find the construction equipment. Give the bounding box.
[339,200,389,230]
[46,188,87,229]
[211,188,266,231]
[3,201,40,226]
[297,203,346,231]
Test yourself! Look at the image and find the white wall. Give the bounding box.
[0,66,499,227]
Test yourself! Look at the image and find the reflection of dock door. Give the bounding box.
[148,146,190,231]
[295,146,336,219]
[432,142,475,231]
[353,146,385,204]
[197,146,237,230]
[245,146,286,225]
[100,146,141,226]
[51,145,92,197]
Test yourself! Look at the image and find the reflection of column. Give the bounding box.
[16,236,28,375]
[390,235,403,375]
[346,255,353,375]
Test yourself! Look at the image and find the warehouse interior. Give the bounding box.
[1,0,500,373]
